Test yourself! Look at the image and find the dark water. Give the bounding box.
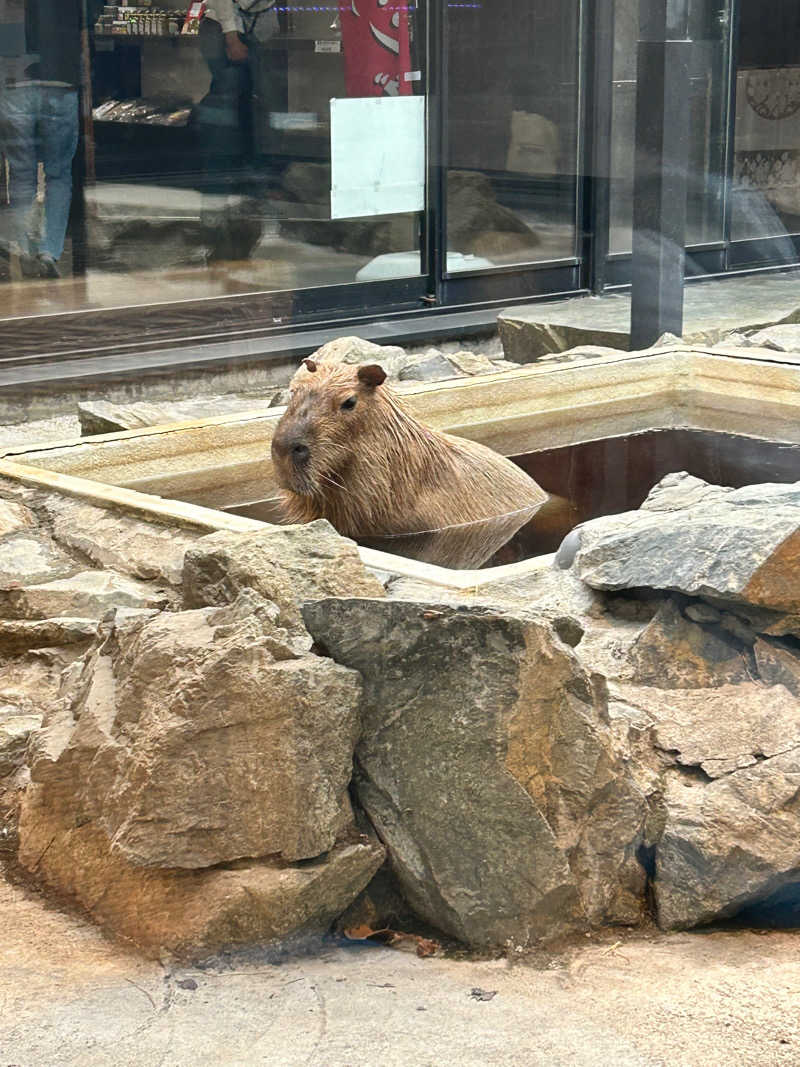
[494,428,800,565]
[227,430,800,568]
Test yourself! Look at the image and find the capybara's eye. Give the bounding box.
[340,396,357,411]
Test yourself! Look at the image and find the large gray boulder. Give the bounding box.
[566,474,800,614]
[26,591,362,869]
[303,595,648,947]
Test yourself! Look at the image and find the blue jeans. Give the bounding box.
[0,85,79,260]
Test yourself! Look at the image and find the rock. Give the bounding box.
[303,596,648,947]
[684,602,722,624]
[0,570,171,620]
[447,171,540,258]
[397,349,461,383]
[26,591,362,869]
[308,336,411,380]
[655,749,800,930]
[183,521,384,636]
[0,617,100,654]
[39,495,201,586]
[445,350,499,377]
[569,474,800,614]
[746,325,800,352]
[627,599,751,689]
[0,533,79,588]
[281,161,330,205]
[614,682,800,779]
[754,637,800,697]
[18,787,383,958]
[0,704,40,778]
[78,394,279,437]
[0,499,35,537]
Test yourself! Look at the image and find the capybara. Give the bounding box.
[270,354,548,568]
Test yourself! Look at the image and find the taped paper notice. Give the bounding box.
[330,96,425,219]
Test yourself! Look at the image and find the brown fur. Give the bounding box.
[270,355,548,568]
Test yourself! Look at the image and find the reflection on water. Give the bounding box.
[225,429,800,570]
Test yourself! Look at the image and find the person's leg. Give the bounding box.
[38,88,79,267]
[0,87,39,259]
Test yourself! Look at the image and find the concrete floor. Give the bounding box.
[2,871,799,1067]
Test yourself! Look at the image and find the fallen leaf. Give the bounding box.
[344,924,439,958]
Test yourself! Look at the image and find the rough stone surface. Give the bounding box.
[303,596,648,947]
[655,750,800,930]
[0,570,171,620]
[0,499,35,537]
[0,704,40,778]
[746,324,800,353]
[613,682,800,780]
[77,394,280,436]
[627,599,752,688]
[0,532,79,587]
[0,617,100,654]
[754,637,800,697]
[25,591,362,869]
[303,336,411,380]
[498,272,800,362]
[39,495,201,586]
[183,521,385,636]
[18,786,383,958]
[397,349,461,383]
[569,474,800,614]
[444,350,498,376]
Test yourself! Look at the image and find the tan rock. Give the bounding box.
[0,499,35,537]
[0,533,79,589]
[628,599,751,689]
[18,787,383,959]
[27,591,362,868]
[39,495,201,586]
[0,617,100,655]
[614,682,800,779]
[754,637,800,697]
[0,570,171,620]
[183,521,384,636]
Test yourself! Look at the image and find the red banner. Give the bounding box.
[339,1,413,98]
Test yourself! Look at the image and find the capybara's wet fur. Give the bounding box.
[270,353,548,568]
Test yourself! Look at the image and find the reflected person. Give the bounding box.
[0,0,81,279]
[197,0,279,182]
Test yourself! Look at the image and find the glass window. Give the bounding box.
[730,0,800,242]
[0,0,426,315]
[609,0,729,255]
[445,0,581,273]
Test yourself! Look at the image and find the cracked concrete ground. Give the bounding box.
[2,872,799,1067]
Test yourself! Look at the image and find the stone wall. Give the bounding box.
[3,427,800,956]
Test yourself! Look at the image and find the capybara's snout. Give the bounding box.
[271,429,310,466]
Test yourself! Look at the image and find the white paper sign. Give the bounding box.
[330,96,425,220]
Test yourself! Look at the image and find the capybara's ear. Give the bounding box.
[302,358,318,373]
[357,364,387,388]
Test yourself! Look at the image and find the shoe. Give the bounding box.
[36,254,60,279]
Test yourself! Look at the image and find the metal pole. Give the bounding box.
[629,0,692,349]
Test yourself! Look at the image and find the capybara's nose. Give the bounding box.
[291,442,310,464]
